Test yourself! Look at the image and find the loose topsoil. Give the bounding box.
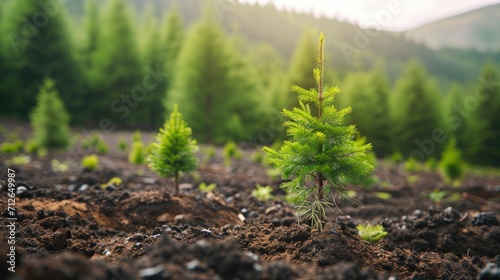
[1,127,499,280]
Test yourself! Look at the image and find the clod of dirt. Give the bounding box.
[472,212,499,226]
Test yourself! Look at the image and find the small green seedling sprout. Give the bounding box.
[51,159,70,172]
[252,150,266,165]
[81,154,99,171]
[1,141,24,155]
[132,130,142,142]
[96,141,109,155]
[356,224,388,245]
[223,141,241,166]
[24,140,39,155]
[263,33,373,231]
[404,156,422,173]
[439,138,465,187]
[117,137,128,152]
[6,155,31,166]
[81,133,101,151]
[407,175,419,183]
[390,151,404,164]
[346,190,357,199]
[425,157,438,171]
[252,184,275,201]
[128,141,146,165]
[148,105,198,195]
[101,177,122,189]
[198,182,216,193]
[201,145,216,164]
[375,192,392,200]
[428,189,447,204]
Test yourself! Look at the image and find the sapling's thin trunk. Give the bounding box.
[316,35,325,224]
[175,171,179,195]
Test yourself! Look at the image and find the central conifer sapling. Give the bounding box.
[263,33,374,231]
[148,105,199,194]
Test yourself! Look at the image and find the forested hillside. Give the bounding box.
[1,0,499,166]
[405,3,500,52]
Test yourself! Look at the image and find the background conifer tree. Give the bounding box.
[148,105,198,195]
[81,0,99,71]
[30,78,71,150]
[470,64,500,166]
[264,34,373,231]
[390,60,442,158]
[139,4,165,127]
[2,0,84,120]
[287,30,318,109]
[368,65,392,157]
[91,0,143,125]
[168,6,261,143]
[160,2,184,96]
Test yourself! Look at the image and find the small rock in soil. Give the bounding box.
[179,183,193,190]
[479,263,500,280]
[139,265,169,279]
[265,206,279,215]
[472,212,499,226]
[16,186,28,195]
[413,209,423,218]
[79,184,89,192]
[142,177,157,184]
[248,211,258,218]
[186,259,202,271]
[443,207,460,221]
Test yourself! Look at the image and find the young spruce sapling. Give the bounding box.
[263,33,374,231]
[148,105,198,194]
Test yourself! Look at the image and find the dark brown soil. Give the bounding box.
[1,124,499,279]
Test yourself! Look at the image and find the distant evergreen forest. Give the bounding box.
[1,0,499,166]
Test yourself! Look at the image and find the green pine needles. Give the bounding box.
[148,105,198,195]
[263,33,374,231]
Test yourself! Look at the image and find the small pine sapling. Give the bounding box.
[148,105,198,195]
[439,138,465,186]
[263,33,373,231]
[31,78,72,150]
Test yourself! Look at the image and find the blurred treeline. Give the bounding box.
[0,0,499,166]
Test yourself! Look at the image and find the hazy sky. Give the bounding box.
[238,0,500,31]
